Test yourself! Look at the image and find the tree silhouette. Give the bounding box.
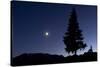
[88,46,93,53]
[63,8,87,55]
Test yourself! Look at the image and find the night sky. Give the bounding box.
[11,1,97,57]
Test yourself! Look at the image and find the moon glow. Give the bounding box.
[45,32,49,36]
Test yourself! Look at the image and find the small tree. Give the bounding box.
[63,8,87,55]
[88,46,93,53]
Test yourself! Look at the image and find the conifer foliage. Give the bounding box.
[63,8,87,55]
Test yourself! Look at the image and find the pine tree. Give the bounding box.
[63,8,87,55]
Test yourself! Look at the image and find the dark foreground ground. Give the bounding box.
[11,52,97,66]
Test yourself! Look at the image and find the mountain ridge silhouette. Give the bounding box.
[11,52,97,66]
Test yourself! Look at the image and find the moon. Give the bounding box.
[45,32,49,36]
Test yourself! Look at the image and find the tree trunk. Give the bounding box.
[75,51,77,55]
